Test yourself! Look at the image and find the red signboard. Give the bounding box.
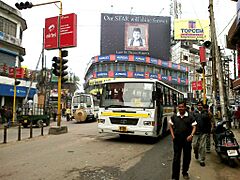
[9,67,24,79]
[199,46,206,63]
[44,16,59,49]
[237,44,240,78]
[44,13,77,50]
[192,81,202,91]
[60,13,77,48]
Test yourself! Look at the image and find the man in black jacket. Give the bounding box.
[169,101,197,180]
[192,101,212,167]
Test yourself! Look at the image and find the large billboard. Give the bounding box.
[101,13,171,61]
[174,19,210,40]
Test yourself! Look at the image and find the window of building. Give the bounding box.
[0,17,17,37]
[183,55,188,61]
[136,64,144,72]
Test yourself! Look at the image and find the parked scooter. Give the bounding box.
[213,120,240,167]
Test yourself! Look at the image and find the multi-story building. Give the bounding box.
[0,1,37,107]
[226,0,240,105]
[84,54,188,97]
[171,41,212,103]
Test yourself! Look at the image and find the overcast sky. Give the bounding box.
[2,0,237,84]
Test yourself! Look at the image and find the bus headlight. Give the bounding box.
[98,119,105,124]
[143,121,152,126]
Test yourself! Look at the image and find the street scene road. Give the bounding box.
[0,120,239,180]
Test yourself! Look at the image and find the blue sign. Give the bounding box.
[180,66,186,71]
[96,72,108,77]
[149,73,158,79]
[161,75,168,81]
[114,71,127,77]
[98,55,110,62]
[162,61,168,68]
[134,72,145,78]
[172,63,178,70]
[116,55,129,61]
[0,84,36,98]
[150,58,158,65]
[172,76,178,83]
[180,78,186,84]
[134,56,146,63]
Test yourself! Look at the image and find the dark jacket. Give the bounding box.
[193,110,211,134]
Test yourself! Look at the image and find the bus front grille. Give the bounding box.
[110,117,139,125]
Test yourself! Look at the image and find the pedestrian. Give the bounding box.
[0,106,6,125]
[203,104,214,153]
[62,107,66,118]
[52,108,57,122]
[66,107,71,121]
[5,107,13,128]
[192,101,212,167]
[169,100,197,180]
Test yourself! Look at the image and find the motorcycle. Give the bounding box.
[213,120,240,167]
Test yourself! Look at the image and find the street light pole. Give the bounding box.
[12,67,17,124]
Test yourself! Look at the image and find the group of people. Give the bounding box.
[169,101,214,180]
[0,106,13,127]
[51,107,71,121]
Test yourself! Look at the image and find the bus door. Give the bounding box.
[156,83,163,135]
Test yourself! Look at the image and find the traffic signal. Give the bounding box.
[15,1,33,10]
[52,56,60,76]
[15,80,21,86]
[51,56,68,83]
[61,50,68,83]
[203,40,211,48]
[196,67,203,73]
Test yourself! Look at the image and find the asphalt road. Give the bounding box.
[0,120,240,180]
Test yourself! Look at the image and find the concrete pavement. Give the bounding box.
[187,128,240,180]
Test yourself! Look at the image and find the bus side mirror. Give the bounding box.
[152,91,156,100]
[97,92,100,99]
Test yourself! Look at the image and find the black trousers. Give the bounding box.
[172,136,192,180]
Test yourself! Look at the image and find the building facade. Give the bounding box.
[0,1,37,107]
[171,41,212,102]
[84,54,188,97]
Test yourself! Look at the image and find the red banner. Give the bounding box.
[199,46,206,63]
[192,81,202,91]
[60,13,77,48]
[44,16,59,49]
[8,67,24,79]
[44,13,77,50]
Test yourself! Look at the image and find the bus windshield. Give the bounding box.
[73,95,92,106]
[100,82,154,108]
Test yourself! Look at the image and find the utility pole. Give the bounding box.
[209,0,228,122]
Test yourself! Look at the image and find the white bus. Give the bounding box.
[71,92,98,122]
[97,79,184,137]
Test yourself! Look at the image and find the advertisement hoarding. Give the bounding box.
[44,13,77,49]
[174,19,210,41]
[101,13,171,60]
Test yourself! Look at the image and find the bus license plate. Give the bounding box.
[119,126,127,132]
[227,150,238,156]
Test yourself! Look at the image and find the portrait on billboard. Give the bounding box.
[125,23,149,51]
